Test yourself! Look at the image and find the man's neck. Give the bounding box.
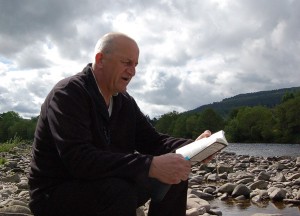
[90,67,112,107]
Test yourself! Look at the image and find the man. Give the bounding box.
[28,32,212,216]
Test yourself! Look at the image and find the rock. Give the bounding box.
[270,163,287,171]
[0,205,32,214]
[207,173,220,181]
[186,207,200,216]
[207,209,222,216]
[186,196,210,212]
[218,164,233,174]
[236,177,254,185]
[297,190,300,200]
[249,180,269,190]
[189,189,214,201]
[251,214,283,216]
[203,187,215,194]
[287,173,300,181]
[0,174,21,183]
[217,183,236,194]
[232,184,251,198]
[257,171,271,181]
[271,172,286,182]
[269,188,287,201]
[136,207,145,216]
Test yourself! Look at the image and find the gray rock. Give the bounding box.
[217,183,236,194]
[0,174,20,183]
[232,184,251,198]
[189,189,214,201]
[271,172,286,182]
[236,177,254,185]
[269,188,287,201]
[249,180,269,190]
[186,208,200,216]
[287,173,300,181]
[218,164,233,174]
[251,214,282,216]
[257,171,271,181]
[0,205,32,214]
[186,196,210,212]
[136,207,145,216]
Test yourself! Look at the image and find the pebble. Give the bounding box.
[1,145,299,216]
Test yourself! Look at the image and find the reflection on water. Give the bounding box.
[210,198,300,216]
[210,143,300,215]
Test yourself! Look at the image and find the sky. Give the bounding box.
[0,0,300,119]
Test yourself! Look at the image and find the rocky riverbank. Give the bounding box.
[0,144,299,216]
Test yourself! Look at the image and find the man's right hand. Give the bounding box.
[148,153,191,184]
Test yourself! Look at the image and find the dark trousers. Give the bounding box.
[29,178,188,216]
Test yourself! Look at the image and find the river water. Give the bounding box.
[210,143,300,216]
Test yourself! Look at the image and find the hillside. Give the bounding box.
[188,86,300,118]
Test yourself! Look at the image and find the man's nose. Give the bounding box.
[127,66,136,77]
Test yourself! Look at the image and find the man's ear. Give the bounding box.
[95,52,104,66]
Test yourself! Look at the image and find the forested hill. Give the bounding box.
[188,86,300,118]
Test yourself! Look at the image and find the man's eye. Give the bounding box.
[121,61,131,66]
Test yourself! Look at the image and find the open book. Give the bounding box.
[176,130,228,163]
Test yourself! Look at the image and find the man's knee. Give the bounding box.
[101,178,139,213]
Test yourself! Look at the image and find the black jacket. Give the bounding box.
[28,64,191,200]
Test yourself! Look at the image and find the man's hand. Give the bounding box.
[196,130,211,140]
[149,153,191,184]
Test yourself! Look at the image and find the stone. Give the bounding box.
[217,183,236,194]
[136,207,145,216]
[232,184,251,198]
[287,173,300,181]
[251,214,282,216]
[249,180,269,190]
[186,197,210,212]
[0,205,32,214]
[186,208,199,216]
[189,189,214,201]
[271,172,286,182]
[257,171,271,181]
[236,177,254,185]
[269,188,287,201]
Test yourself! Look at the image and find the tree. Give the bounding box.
[0,111,22,142]
[225,106,275,142]
[154,111,179,134]
[197,109,225,134]
[275,95,300,143]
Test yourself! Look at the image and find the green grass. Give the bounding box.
[0,157,6,165]
[0,135,24,153]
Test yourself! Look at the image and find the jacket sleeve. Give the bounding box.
[46,80,152,182]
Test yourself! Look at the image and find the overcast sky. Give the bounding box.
[1,0,299,119]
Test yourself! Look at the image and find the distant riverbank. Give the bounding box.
[225,143,300,157]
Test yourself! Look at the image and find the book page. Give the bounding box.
[175,130,228,162]
[190,142,226,162]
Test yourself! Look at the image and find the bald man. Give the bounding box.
[28,32,211,216]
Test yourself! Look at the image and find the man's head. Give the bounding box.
[92,33,139,98]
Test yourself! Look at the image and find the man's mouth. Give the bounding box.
[122,76,131,82]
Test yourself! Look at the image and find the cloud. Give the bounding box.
[0,0,300,118]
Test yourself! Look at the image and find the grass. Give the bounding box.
[0,135,24,153]
[0,157,6,165]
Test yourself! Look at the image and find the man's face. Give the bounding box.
[101,40,139,95]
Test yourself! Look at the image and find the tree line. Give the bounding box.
[0,112,38,143]
[152,91,300,143]
[0,91,299,144]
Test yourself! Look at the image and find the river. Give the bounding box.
[211,143,300,216]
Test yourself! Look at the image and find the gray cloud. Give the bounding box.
[0,0,300,118]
